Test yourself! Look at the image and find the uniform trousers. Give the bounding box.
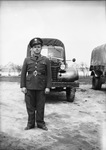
[25,89,46,127]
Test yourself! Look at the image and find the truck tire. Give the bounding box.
[66,87,76,102]
[92,76,102,90]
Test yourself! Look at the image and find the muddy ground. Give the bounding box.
[0,77,106,150]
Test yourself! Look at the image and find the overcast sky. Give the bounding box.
[0,0,106,66]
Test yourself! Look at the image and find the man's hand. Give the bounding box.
[21,87,27,94]
[45,88,50,94]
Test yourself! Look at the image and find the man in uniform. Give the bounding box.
[20,37,51,131]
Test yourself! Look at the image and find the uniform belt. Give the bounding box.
[28,71,46,76]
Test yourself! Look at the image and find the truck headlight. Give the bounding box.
[60,64,65,70]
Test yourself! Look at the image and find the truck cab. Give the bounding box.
[27,38,79,102]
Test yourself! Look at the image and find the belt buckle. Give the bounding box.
[33,70,37,76]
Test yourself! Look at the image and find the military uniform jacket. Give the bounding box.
[20,55,52,90]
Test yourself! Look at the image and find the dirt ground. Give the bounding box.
[0,78,106,150]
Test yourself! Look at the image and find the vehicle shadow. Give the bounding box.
[90,86,106,92]
[46,91,68,104]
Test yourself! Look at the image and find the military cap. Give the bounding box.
[29,38,43,47]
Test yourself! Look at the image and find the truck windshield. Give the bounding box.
[41,46,64,60]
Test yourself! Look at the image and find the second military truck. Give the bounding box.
[90,43,106,90]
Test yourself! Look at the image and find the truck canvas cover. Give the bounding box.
[42,38,65,48]
[27,38,66,63]
[90,44,106,66]
[27,38,65,55]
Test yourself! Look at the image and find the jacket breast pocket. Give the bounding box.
[27,62,35,70]
[39,62,47,70]
[40,62,46,66]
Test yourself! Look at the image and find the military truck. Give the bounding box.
[90,44,106,90]
[27,38,79,102]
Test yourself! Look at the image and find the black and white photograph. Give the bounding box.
[0,0,106,150]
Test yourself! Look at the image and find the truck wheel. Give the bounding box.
[66,87,76,102]
[92,76,102,90]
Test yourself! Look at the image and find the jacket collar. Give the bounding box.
[30,54,43,62]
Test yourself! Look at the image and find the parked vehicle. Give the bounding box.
[90,44,106,90]
[27,38,79,102]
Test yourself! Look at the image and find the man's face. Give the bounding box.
[31,44,42,56]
